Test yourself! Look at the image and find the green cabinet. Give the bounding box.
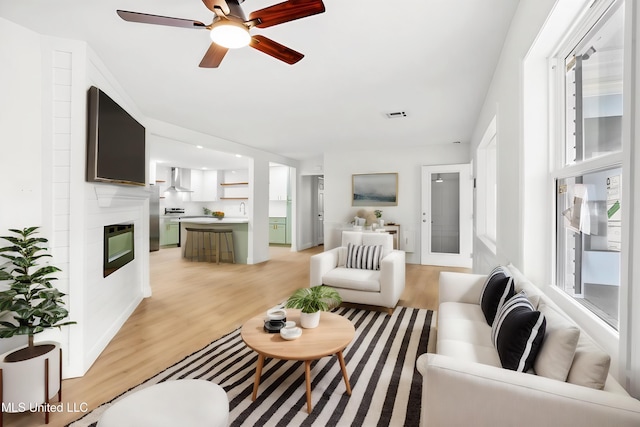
[269,217,287,244]
[160,221,179,246]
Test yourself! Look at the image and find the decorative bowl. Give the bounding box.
[280,326,302,341]
[266,308,286,322]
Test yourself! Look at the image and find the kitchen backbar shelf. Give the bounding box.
[220,182,249,186]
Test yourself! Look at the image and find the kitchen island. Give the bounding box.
[177,217,249,264]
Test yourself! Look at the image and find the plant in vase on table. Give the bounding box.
[285,286,342,329]
[374,210,384,226]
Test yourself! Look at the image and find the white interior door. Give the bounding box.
[421,164,472,267]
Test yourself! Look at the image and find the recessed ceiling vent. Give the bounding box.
[384,111,407,119]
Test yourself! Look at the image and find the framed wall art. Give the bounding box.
[352,173,398,206]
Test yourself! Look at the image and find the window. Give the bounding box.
[477,116,497,252]
[553,1,624,330]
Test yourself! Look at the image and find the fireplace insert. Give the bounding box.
[104,223,134,277]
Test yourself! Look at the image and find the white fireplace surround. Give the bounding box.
[37,41,153,378]
[93,184,152,208]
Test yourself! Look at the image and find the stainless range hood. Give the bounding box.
[165,167,192,193]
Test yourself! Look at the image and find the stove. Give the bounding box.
[161,208,185,247]
[164,207,185,215]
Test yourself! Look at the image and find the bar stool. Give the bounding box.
[184,228,235,264]
[211,229,235,264]
[184,228,212,262]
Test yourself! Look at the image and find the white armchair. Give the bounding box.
[310,231,405,313]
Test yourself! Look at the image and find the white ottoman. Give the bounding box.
[98,379,228,427]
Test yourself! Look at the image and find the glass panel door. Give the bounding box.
[431,172,460,254]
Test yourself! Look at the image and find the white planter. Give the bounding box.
[378,219,385,227]
[300,311,321,329]
[0,341,61,413]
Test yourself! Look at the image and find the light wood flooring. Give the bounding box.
[4,245,468,427]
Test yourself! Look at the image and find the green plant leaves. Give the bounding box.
[285,286,342,314]
[0,227,75,343]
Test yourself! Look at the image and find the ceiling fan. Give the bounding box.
[117,0,325,68]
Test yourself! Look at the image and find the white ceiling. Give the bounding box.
[0,0,519,168]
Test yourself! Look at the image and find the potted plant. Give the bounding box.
[374,210,384,226]
[0,227,75,362]
[285,286,342,328]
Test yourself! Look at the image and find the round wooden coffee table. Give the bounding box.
[241,309,355,414]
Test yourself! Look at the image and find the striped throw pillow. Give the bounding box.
[491,291,546,372]
[346,243,383,270]
[479,266,515,325]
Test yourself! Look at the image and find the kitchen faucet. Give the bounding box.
[240,202,246,216]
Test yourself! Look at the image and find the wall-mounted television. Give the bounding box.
[87,86,146,186]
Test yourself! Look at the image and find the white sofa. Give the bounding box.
[310,231,405,312]
[416,266,640,427]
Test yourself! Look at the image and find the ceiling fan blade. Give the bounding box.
[117,10,206,29]
[250,35,304,65]
[199,43,229,68]
[202,0,230,16]
[248,0,325,29]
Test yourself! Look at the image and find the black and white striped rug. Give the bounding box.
[68,307,434,427]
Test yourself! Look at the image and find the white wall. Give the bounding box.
[297,176,314,250]
[323,144,470,264]
[297,157,323,251]
[470,0,558,273]
[0,18,44,354]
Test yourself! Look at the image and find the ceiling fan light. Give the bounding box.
[210,20,250,49]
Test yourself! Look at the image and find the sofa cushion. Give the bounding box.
[437,302,501,366]
[362,233,394,257]
[507,263,544,308]
[492,292,546,372]
[566,333,611,390]
[436,340,502,367]
[345,243,383,270]
[479,266,515,325]
[438,280,503,370]
[438,314,494,348]
[322,267,381,292]
[534,303,580,381]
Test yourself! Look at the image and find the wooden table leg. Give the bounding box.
[305,360,312,414]
[252,354,265,401]
[337,351,351,395]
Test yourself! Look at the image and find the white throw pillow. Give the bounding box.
[534,303,580,381]
[566,333,611,390]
